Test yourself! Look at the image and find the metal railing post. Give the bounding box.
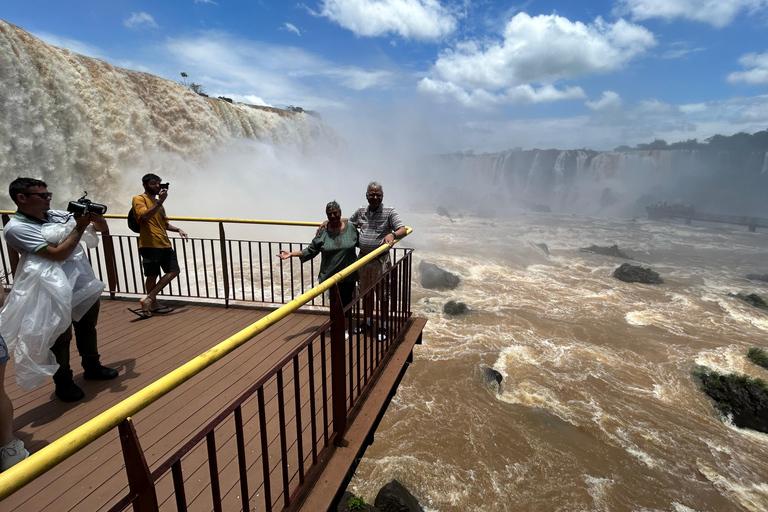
[118,418,159,512]
[330,284,348,446]
[101,232,119,299]
[218,222,230,308]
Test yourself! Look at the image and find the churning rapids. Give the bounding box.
[348,212,768,512]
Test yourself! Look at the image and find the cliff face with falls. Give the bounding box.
[0,19,343,206]
[445,146,768,217]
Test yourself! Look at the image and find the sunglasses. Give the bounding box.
[24,192,53,199]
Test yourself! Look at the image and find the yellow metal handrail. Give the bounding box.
[0,225,412,501]
[0,210,324,228]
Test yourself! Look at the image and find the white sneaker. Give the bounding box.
[1,438,29,471]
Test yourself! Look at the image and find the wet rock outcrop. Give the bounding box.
[375,480,424,512]
[729,293,768,310]
[338,479,424,512]
[580,244,632,259]
[443,300,468,316]
[694,367,768,434]
[613,263,663,284]
[485,368,503,386]
[419,262,460,290]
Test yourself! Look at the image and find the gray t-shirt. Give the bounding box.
[4,210,68,255]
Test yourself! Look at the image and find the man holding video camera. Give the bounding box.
[132,173,188,317]
[3,177,118,402]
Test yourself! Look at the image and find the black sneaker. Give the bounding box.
[83,365,119,380]
[55,380,85,402]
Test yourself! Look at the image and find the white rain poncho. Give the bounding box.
[0,219,105,390]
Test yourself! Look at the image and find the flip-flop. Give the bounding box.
[151,306,174,314]
[127,308,153,320]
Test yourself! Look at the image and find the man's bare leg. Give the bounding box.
[146,270,180,309]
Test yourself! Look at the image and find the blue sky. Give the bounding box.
[3,0,768,152]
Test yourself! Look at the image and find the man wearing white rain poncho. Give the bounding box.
[1,178,118,403]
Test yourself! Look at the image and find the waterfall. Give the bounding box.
[0,19,344,207]
[443,147,768,217]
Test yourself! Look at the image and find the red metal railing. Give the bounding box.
[106,250,414,512]
[0,215,415,512]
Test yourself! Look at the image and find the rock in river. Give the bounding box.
[419,262,460,290]
[443,300,468,316]
[580,244,632,259]
[613,263,663,284]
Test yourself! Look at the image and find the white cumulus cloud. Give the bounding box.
[124,12,159,30]
[614,0,768,28]
[419,13,654,109]
[318,0,457,41]
[728,51,768,84]
[417,78,586,108]
[586,91,622,111]
[431,13,656,90]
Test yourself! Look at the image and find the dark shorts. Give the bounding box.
[139,247,180,277]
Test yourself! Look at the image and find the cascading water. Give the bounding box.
[0,19,344,209]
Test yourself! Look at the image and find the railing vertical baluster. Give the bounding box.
[206,431,223,512]
[118,418,159,512]
[259,242,265,302]
[349,320,360,396]
[289,243,295,301]
[257,386,273,512]
[210,239,220,299]
[234,406,250,512]
[171,461,188,512]
[200,241,209,298]
[238,241,245,301]
[182,234,191,297]
[293,356,305,484]
[320,332,329,446]
[248,243,255,302]
[192,241,201,297]
[268,242,274,303]
[330,285,348,445]
[166,239,176,296]
[307,340,318,464]
[276,370,290,508]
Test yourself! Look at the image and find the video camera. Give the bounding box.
[67,191,108,217]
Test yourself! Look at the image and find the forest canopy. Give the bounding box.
[614,129,768,152]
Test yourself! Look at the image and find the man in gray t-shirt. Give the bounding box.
[3,177,118,402]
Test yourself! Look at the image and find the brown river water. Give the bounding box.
[346,212,768,512]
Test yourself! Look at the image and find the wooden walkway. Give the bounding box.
[3,297,330,512]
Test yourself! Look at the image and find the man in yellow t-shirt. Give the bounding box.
[132,173,188,317]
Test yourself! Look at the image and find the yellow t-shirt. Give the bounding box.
[132,194,171,249]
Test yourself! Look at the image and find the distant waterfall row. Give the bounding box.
[0,19,344,206]
[449,148,768,216]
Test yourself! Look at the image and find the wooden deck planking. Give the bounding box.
[3,297,331,512]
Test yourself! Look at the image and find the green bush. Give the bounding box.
[747,347,768,368]
[348,496,366,511]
